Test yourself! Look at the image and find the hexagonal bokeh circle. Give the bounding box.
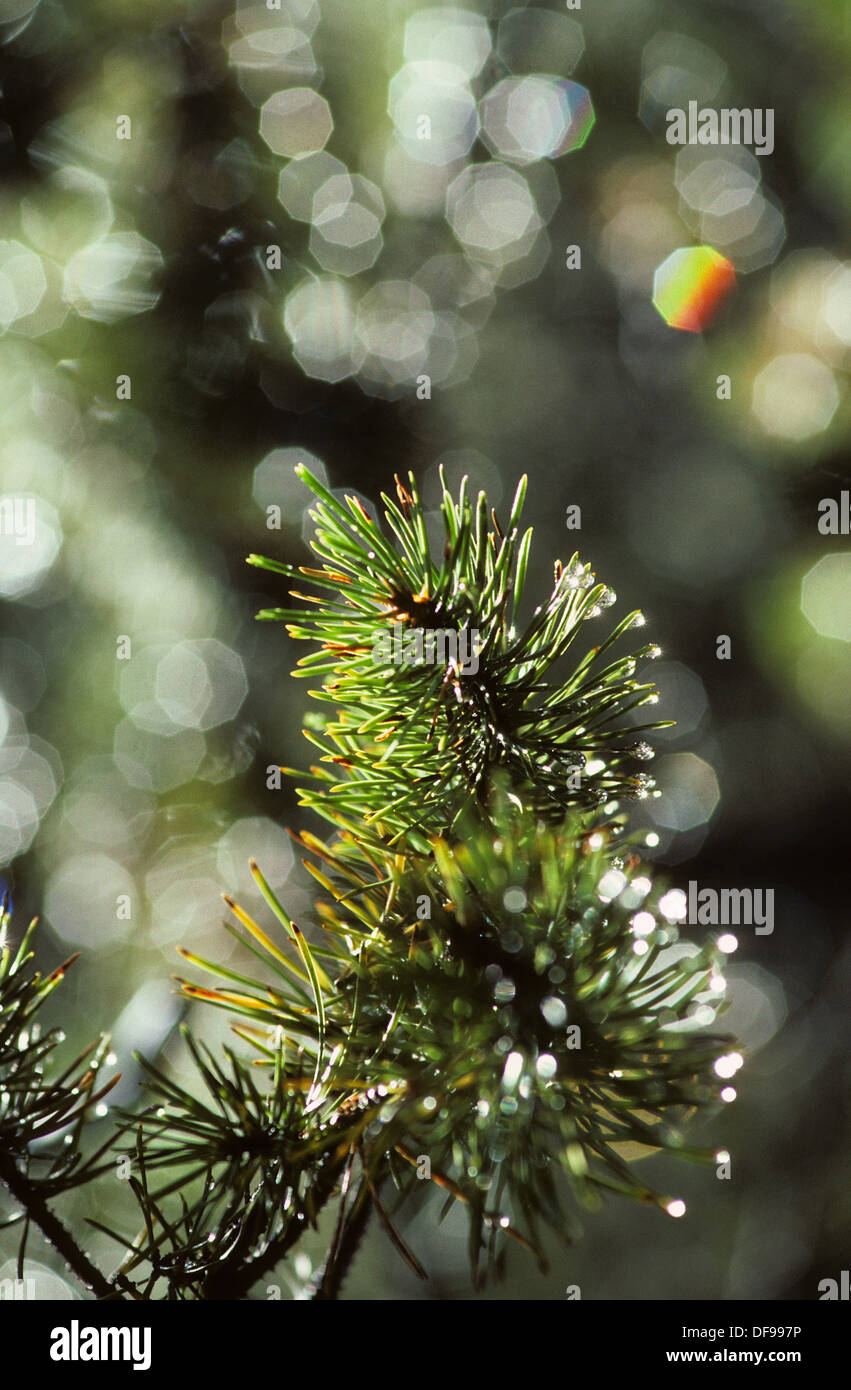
[403,7,491,80]
[480,76,595,163]
[652,245,735,332]
[283,275,361,383]
[446,162,542,262]
[801,554,851,641]
[389,60,479,165]
[259,87,332,157]
[278,151,347,222]
[751,353,839,441]
[309,172,386,276]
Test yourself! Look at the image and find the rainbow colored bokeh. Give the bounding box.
[556,82,596,154]
[652,246,736,333]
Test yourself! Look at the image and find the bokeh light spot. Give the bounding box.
[145,839,223,947]
[639,31,727,136]
[21,166,114,261]
[0,241,46,327]
[283,275,360,383]
[63,232,163,322]
[45,853,135,947]
[217,816,293,895]
[800,555,851,642]
[652,246,735,332]
[253,446,328,519]
[480,76,594,164]
[751,354,839,441]
[114,718,206,793]
[259,87,332,157]
[497,9,585,77]
[0,494,62,598]
[389,61,479,167]
[404,7,491,80]
[277,151,347,222]
[0,1260,75,1300]
[651,753,720,832]
[309,172,385,276]
[446,162,541,262]
[355,279,435,391]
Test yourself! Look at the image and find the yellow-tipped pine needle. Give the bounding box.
[221,893,310,985]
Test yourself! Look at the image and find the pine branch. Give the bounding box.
[248,465,669,846]
[308,1178,374,1301]
[1,470,738,1299]
[160,468,737,1291]
[0,911,124,1297]
[0,1147,116,1299]
[201,1150,353,1301]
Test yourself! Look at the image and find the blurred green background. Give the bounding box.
[0,0,848,1299]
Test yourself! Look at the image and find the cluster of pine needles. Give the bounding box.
[0,468,734,1298]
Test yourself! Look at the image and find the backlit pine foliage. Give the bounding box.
[0,472,734,1299]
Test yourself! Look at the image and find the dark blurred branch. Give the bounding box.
[310,1183,373,1302]
[0,1151,118,1300]
[201,1154,349,1302]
